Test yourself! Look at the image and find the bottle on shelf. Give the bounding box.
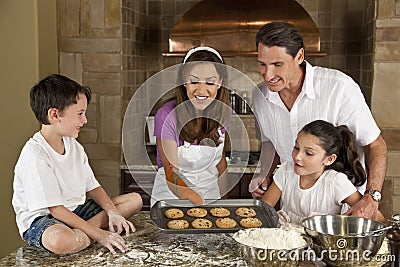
[230,90,238,114]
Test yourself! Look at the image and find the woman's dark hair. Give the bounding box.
[175,49,230,145]
[300,120,366,186]
[30,74,91,125]
[256,21,305,60]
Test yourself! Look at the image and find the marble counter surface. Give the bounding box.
[122,164,261,174]
[1,212,390,267]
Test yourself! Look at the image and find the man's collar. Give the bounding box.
[302,61,315,99]
[261,61,316,101]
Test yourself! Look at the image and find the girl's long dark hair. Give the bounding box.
[301,120,366,186]
[175,50,230,145]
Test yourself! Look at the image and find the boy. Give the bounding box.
[12,74,142,254]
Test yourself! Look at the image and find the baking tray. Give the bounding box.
[150,199,279,233]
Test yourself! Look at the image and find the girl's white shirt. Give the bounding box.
[274,161,358,224]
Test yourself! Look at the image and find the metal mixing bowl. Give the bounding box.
[232,228,313,266]
[302,215,387,266]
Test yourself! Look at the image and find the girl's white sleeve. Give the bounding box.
[334,172,358,204]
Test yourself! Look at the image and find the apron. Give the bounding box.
[151,130,225,207]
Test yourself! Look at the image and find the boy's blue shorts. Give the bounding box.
[22,199,103,251]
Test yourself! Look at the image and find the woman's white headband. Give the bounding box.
[183,46,224,63]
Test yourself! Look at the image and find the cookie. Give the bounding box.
[235,207,257,218]
[215,218,237,228]
[187,208,208,218]
[164,208,185,219]
[209,207,230,217]
[167,219,189,229]
[240,217,262,228]
[191,218,213,229]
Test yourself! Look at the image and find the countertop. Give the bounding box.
[122,164,261,174]
[0,212,390,267]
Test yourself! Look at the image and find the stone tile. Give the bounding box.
[64,0,80,36]
[377,0,394,19]
[376,27,400,41]
[83,143,121,160]
[59,38,121,53]
[83,72,121,95]
[382,129,400,150]
[94,174,121,197]
[77,128,98,143]
[91,28,122,38]
[90,159,120,177]
[85,101,98,128]
[376,18,400,28]
[394,177,400,195]
[393,196,400,214]
[375,42,400,61]
[297,0,318,12]
[99,95,122,144]
[387,151,400,177]
[380,178,393,219]
[80,0,91,36]
[317,0,332,12]
[105,0,121,27]
[83,53,121,72]
[59,52,83,84]
[91,0,105,28]
[371,63,400,127]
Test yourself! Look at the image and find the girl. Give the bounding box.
[150,46,231,207]
[261,120,384,224]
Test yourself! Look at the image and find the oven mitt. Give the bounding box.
[165,162,204,205]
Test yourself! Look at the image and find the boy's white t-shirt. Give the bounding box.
[274,161,358,224]
[12,132,100,237]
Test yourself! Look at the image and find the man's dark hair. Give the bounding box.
[30,74,91,125]
[256,21,305,58]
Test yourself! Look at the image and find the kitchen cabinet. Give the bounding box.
[121,169,156,211]
[121,169,254,210]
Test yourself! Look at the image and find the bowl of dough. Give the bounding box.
[302,215,387,266]
[232,227,312,266]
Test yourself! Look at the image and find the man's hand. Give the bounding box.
[249,176,270,199]
[108,210,136,236]
[343,194,379,220]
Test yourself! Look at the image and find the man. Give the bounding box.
[250,22,387,221]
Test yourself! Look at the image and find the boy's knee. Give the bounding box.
[127,192,143,210]
[42,225,85,254]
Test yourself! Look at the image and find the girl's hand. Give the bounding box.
[94,229,128,254]
[107,210,136,236]
[277,210,291,229]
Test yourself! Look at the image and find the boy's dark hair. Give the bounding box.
[300,120,366,187]
[30,74,91,125]
[256,21,305,59]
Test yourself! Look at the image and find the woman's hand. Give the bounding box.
[249,176,270,199]
[107,210,136,236]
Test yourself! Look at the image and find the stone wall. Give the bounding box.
[372,0,400,217]
[57,0,123,196]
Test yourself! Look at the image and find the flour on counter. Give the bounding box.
[233,228,307,250]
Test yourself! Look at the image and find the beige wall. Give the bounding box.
[0,0,58,258]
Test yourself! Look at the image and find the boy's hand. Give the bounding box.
[95,229,128,254]
[107,210,136,236]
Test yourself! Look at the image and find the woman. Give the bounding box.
[150,46,231,207]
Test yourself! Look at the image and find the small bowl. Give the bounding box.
[302,215,387,266]
[232,228,313,266]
